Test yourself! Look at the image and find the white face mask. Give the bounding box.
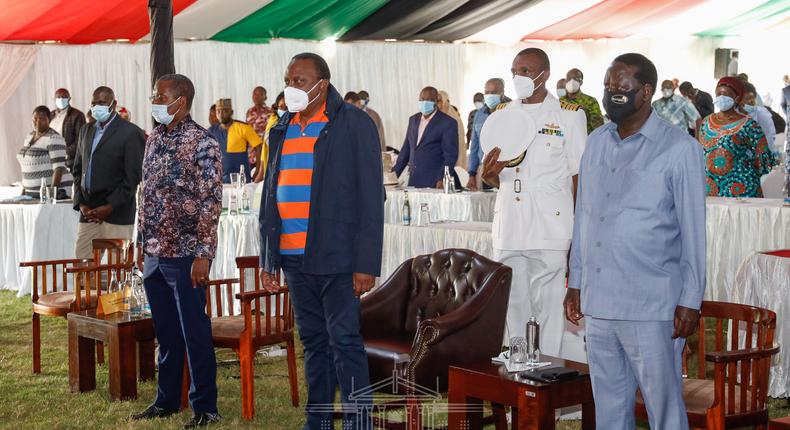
[151,97,181,126]
[474,101,484,110]
[55,98,70,110]
[565,79,581,94]
[284,80,323,113]
[662,89,674,99]
[513,71,544,100]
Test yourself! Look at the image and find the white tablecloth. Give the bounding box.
[706,198,790,301]
[381,222,493,282]
[384,188,496,224]
[731,251,790,397]
[1,203,260,297]
[0,202,80,296]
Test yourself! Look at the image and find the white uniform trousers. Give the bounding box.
[493,249,567,358]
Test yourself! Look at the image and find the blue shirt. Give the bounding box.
[568,111,707,321]
[651,94,700,131]
[85,113,116,191]
[467,107,491,175]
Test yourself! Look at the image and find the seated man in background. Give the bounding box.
[209,98,261,183]
[392,86,459,188]
[72,86,145,259]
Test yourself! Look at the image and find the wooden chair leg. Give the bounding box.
[32,313,41,374]
[286,339,299,407]
[181,356,190,411]
[239,339,255,420]
[491,402,508,430]
[96,341,104,365]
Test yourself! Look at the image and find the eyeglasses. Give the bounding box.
[149,93,166,103]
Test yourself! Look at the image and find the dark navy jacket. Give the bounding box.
[393,110,459,188]
[259,85,384,276]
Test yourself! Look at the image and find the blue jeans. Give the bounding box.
[143,256,217,414]
[281,255,371,430]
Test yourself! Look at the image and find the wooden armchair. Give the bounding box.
[206,256,298,420]
[23,257,93,373]
[636,301,779,429]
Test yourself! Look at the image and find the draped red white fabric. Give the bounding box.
[522,0,708,40]
[0,0,196,44]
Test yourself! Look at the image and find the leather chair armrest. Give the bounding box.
[360,259,412,339]
[407,266,512,389]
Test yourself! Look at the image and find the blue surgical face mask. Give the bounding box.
[55,97,70,110]
[714,95,735,112]
[277,108,287,118]
[483,94,501,110]
[557,88,567,98]
[742,103,756,114]
[91,103,113,123]
[418,100,435,116]
[151,97,181,125]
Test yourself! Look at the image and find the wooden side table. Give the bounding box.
[68,310,155,400]
[448,356,595,430]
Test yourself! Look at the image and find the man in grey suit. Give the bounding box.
[564,53,706,429]
[72,86,145,259]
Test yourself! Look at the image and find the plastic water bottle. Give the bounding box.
[239,165,247,187]
[229,191,238,216]
[39,178,47,204]
[526,317,540,365]
[241,186,251,214]
[443,166,452,194]
[402,191,411,226]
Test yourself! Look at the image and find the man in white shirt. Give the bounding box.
[481,48,588,361]
[50,88,85,171]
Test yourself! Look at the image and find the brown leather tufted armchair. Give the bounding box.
[361,249,512,393]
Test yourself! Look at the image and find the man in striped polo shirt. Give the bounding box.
[259,53,383,430]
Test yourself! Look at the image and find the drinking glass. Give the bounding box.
[229,173,240,189]
[47,187,58,203]
[509,336,528,366]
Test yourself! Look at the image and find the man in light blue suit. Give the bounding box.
[564,53,706,430]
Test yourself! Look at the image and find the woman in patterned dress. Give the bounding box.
[697,77,776,197]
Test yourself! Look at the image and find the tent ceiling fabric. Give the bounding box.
[339,0,468,41]
[696,0,790,36]
[0,0,195,44]
[211,0,389,42]
[523,0,708,40]
[170,0,274,40]
[0,0,787,44]
[411,0,541,41]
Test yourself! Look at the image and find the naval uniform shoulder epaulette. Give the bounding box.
[560,100,581,111]
[494,102,510,111]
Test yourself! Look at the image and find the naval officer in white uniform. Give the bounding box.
[481,47,588,361]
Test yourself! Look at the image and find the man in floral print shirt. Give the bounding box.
[133,74,223,429]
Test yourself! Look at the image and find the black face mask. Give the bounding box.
[603,86,642,124]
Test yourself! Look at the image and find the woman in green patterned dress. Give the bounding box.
[697,76,776,197]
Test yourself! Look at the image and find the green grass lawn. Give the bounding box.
[0,290,786,429]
